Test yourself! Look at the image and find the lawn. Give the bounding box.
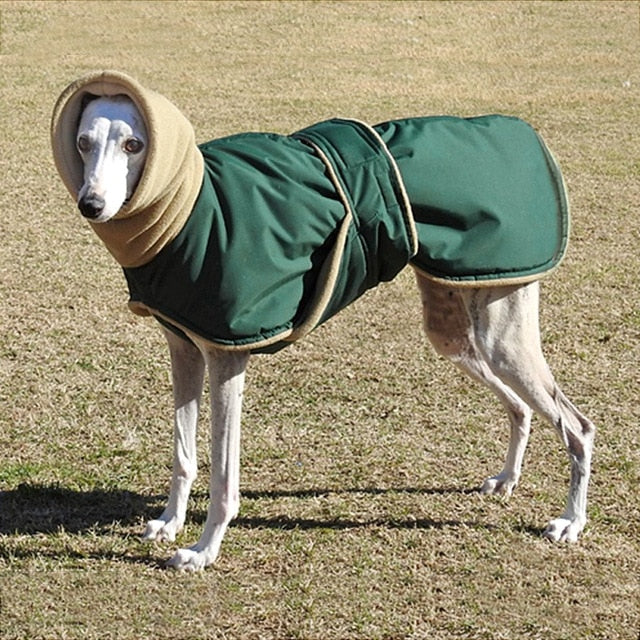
[0,1,639,638]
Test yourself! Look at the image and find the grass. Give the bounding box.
[1,1,639,638]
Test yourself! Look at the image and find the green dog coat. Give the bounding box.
[52,72,568,354]
[124,116,568,353]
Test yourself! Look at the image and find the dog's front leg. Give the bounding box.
[144,328,205,544]
[167,347,249,571]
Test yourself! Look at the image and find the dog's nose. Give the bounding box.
[78,194,106,219]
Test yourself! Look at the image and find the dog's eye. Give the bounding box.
[77,135,91,153]
[124,138,144,154]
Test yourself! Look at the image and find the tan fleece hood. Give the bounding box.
[51,70,204,267]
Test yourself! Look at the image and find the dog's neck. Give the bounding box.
[89,143,204,268]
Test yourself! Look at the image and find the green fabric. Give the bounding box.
[124,119,415,353]
[124,116,568,353]
[292,119,417,327]
[376,115,568,283]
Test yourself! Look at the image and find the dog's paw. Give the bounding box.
[543,516,585,542]
[166,547,211,572]
[480,473,518,496]
[143,517,183,543]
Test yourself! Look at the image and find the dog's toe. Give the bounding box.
[543,516,584,542]
[480,473,517,496]
[166,547,208,571]
[143,517,181,543]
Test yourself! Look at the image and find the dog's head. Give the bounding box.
[75,94,148,222]
[52,71,204,267]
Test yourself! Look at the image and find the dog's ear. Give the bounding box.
[80,92,99,113]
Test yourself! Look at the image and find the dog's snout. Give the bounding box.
[78,194,106,219]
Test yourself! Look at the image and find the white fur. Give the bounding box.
[75,96,595,570]
[76,96,147,221]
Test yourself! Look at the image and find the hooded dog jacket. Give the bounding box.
[51,71,568,353]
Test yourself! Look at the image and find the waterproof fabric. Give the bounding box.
[376,116,569,284]
[52,72,569,354]
[124,118,416,352]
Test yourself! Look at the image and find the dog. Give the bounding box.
[53,75,594,571]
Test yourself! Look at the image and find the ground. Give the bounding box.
[0,2,639,638]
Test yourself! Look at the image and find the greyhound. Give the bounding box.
[71,94,594,571]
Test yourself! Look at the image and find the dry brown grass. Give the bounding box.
[1,1,639,638]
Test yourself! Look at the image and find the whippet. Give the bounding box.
[67,93,594,571]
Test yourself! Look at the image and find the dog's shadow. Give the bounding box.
[0,483,159,536]
[0,482,483,537]
[234,485,482,532]
[0,483,537,563]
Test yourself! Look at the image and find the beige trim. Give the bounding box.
[410,262,562,288]
[128,301,296,351]
[536,132,571,261]
[283,141,353,343]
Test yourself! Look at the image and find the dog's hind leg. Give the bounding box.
[144,328,205,544]
[167,347,249,571]
[416,273,533,496]
[417,274,595,541]
[462,281,595,542]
